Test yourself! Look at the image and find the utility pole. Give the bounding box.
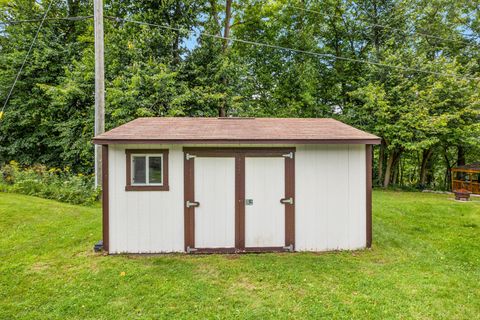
[94,0,105,188]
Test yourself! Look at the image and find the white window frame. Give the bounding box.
[131,154,164,186]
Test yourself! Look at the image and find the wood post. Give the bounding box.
[94,0,105,188]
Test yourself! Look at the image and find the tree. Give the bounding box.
[0,0,479,189]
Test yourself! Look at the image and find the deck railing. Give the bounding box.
[452,180,480,194]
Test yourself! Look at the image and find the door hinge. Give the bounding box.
[283,244,294,252]
[185,153,196,160]
[186,246,197,253]
[282,152,294,159]
[280,197,294,205]
[186,200,200,208]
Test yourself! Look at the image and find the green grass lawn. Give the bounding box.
[0,191,479,319]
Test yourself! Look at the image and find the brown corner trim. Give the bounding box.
[102,145,109,253]
[125,149,169,191]
[366,145,373,248]
[94,138,381,145]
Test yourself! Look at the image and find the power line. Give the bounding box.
[0,15,93,25]
[0,1,55,123]
[106,16,480,81]
[291,5,479,47]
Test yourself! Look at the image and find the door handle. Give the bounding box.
[280,197,294,205]
[186,200,200,208]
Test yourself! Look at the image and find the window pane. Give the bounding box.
[132,156,146,184]
[149,156,163,184]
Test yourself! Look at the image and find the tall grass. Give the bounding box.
[0,161,99,205]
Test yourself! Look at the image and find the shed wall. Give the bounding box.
[108,144,366,253]
[108,144,184,253]
[295,144,366,251]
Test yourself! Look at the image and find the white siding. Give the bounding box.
[108,143,366,253]
[295,144,366,251]
[245,157,285,247]
[109,144,185,253]
[194,157,236,248]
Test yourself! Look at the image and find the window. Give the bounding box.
[126,149,169,191]
[132,155,163,185]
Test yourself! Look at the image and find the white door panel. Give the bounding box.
[194,157,235,248]
[245,157,285,247]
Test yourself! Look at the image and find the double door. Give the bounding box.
[184,148,295,253]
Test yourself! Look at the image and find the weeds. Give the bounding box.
[0,161,99,205]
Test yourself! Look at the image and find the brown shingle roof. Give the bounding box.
[452,162,480,172]
[93,117,381,145]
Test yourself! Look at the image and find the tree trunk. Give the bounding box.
[172,1,182,66]
[384,153,394,188]
[218,104,226,117]
[400,157,404,186]
[456,145,466,181]
[222,0,233,51]
[457,145,466,166]
[392,161,399,186]
[209,0,222,37]
[426,152,435,187]
[372,0,381,59]
[391,153,401,186]
[383,149,400,188]
[443,148,453,191]
[218,0,233,117]
[419,147,434,187]
[66,0,80,40]
[377,140,385,185]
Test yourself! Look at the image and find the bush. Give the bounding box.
[0,161,100,205]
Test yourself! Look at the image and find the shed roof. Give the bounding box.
[452,162,480,172]
[93,117,381,145]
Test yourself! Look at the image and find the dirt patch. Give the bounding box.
[230,277,259,291]
[195,263,221,279]
[30,262,49,272]
[89,261,100,273]
[224,254,240,260]
[72,249,96,258]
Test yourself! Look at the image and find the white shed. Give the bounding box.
[93,117,380,254]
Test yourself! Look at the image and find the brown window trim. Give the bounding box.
[125,149,169,191]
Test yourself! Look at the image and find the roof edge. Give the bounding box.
[92,138,382,145]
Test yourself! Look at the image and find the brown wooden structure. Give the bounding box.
[451,162,480,194]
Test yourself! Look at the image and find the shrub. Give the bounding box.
[0,161,100,205]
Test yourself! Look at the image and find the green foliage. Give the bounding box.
[0,0,479,189]
[0,191,479,318]
[0,161,99,205]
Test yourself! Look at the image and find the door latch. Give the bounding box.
[185,153,196,160]
[186,200,200,208]
[280,197,294,205]
[186,246,198,253]
[283,244,294,252]
[282,152,294,159]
